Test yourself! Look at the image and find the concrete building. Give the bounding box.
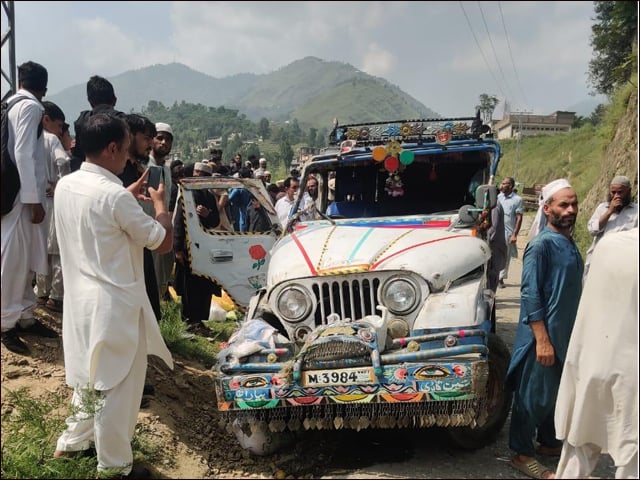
[493,111,576,139]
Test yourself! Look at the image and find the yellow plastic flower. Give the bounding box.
[386,140,401,156]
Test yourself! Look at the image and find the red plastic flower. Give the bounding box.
[249,244,267,260]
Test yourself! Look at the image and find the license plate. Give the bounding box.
[302,367,376,387]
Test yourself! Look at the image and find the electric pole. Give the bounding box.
[511,110,532,183]
[1,0,17,102]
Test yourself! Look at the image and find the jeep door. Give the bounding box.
[179,177,281,307]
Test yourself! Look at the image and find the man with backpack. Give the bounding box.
[1,61,58,355]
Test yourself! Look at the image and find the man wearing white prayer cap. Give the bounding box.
[583,174,638,279]
[507,178,583,479]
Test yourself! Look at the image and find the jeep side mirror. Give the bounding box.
[458,204,479,225]
[475,185,497,209]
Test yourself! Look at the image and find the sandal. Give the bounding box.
[45,298,63,313]
[510,457,554,479]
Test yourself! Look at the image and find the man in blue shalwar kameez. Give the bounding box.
[506,179,583,480]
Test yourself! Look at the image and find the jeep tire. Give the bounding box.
[445,333,512,450]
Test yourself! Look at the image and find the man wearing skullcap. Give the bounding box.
[583,175,638,279]
[507,179,583,479]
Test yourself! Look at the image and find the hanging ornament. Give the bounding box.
[399,150,415,165]
[385,172,404,197]
[384,156,399,172]
[372,146,387,162]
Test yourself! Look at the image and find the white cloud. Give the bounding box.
[360,44,396,78]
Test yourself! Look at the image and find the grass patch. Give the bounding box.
[159,300,238,368]
[0,388,163,479]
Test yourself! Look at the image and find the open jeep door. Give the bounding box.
[179,176,281,308]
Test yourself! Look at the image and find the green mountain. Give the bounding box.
[48,57,439,131]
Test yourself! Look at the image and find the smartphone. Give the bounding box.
[147,166,162,191]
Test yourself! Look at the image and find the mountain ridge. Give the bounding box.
[47,57,440,131]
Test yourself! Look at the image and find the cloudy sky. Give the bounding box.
[2,1,604,117]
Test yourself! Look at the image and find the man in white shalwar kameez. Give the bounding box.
[1,61,58,356]
[53,113,174,478]
[554,228,638,479]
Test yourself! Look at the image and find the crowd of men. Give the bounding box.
[1,61,637,479]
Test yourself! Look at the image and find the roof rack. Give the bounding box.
[328,111,490,147]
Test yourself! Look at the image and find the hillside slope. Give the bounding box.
[47,57,438,130]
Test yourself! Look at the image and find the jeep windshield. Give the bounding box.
[290,116,500,222]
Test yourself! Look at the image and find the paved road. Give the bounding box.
[318,216,616,479]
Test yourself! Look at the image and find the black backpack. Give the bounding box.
[1,95,30,216]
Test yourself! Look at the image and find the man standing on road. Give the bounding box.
[583,175,637,279]
[506,178,583,480]
[554,228,638,479]
[53,114,173,478]
[497,177,524,288]
[1,61,59,356]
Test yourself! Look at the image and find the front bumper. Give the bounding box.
[215,326,491,430]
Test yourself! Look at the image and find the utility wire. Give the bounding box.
[498,1,529,108]
[459,1,507,100]
[477,1,516,104]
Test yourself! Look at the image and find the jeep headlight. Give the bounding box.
[381,278,419,314]
[276,286,311,322]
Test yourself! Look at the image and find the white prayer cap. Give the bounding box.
[528,178,573,240]
[259,157,267,165]
[155,122,173,137]
[610,175,631,187]
[541,178,572,203]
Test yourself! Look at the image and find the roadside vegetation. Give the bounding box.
[1,301,237,479]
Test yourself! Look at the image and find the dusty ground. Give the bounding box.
[0,216,617,478]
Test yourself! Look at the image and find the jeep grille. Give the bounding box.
[311,276,382,326]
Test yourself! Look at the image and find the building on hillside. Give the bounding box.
[493,111,576,139]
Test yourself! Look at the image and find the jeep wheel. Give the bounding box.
[231,418,295,456]
[445,333,512,450]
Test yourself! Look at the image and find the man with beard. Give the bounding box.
[148,123,175,300]
[583,175,638,279]
[507,179,583,480]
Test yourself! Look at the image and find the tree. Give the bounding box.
[589,103,607,126]
[257,118,271,140]
[279,140,294,170]
[307,127,317,147]
[476,94,500,124]
[588,1,638,96]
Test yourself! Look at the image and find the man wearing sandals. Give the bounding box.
[506,179,583,479]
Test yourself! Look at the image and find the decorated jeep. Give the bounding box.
[178,113,512,454]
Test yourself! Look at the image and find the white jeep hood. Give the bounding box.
[268,224,489,291]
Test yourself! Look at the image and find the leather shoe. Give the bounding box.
[1,328,30,355]
[17,319,58,338]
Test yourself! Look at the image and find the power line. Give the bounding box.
[498,1,529,109]
[476,1,515,103]
[459,1,507,100]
